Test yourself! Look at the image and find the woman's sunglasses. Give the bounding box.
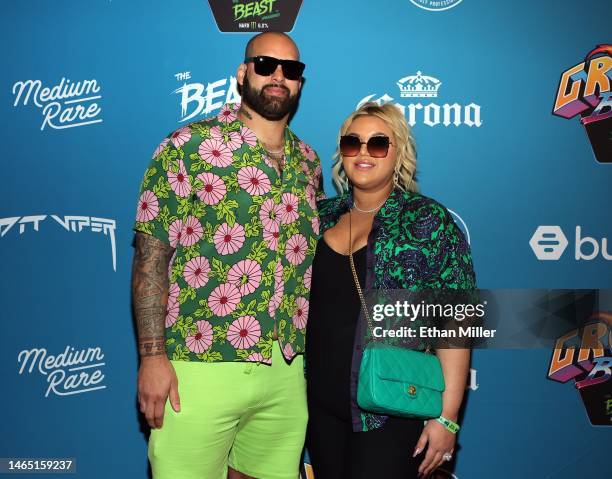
[244,56,306,81]
[339,135,393,158]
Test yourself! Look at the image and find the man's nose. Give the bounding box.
[270,64,285,83]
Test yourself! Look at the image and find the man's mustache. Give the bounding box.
[262,84,290,95]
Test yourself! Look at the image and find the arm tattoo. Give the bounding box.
[132,232,175,358]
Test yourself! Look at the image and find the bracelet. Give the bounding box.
[436,416,460,434]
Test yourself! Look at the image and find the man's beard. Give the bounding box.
[241,75,299,121]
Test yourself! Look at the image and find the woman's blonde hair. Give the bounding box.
[331,102,419,194]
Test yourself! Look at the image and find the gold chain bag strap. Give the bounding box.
[349,211,445,419]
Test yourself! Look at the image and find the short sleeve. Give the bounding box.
[437,209,476,290]
[133,136,193,246]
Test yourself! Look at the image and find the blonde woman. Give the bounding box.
[305,102,476,478]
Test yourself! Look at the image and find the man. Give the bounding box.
[132,32,324,479]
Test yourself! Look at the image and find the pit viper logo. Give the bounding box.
[208,0,302,32]
[552,44,611,164]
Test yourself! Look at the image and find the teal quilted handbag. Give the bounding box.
[357,342,445,419]
[348,212,445,419]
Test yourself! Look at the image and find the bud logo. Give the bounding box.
[208,0,302,32]
[530,226,611,261]
[529,226,568,260]
[552,44,611,164]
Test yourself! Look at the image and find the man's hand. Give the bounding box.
[138,355,180,429]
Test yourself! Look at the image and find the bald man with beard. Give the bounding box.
[132,32,324,479]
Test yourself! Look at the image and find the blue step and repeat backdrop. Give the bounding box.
[1,1,610,478]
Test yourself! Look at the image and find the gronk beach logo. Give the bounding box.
[358,71,482,128]
[548,312,612,425]
[17,345,107,398]
[11,77,103,131]
[552,44,611,164]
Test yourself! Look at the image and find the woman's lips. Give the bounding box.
[354,161,375,170]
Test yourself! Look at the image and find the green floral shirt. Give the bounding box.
[133,103,324,363]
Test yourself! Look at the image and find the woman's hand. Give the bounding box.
[413,419,456,477]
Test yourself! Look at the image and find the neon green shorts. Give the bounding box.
[148,341,307,479]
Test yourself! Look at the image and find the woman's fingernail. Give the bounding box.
[413,448,421,457]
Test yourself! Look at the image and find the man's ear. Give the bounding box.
[237,63,247,87]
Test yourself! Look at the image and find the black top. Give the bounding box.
[306,238,366,422]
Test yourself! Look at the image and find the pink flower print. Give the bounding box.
[227,259,262,296]
[301,161,310,174]
[263,227,280,252]
[285,234,307,266]
[209,125,224,141]
[186,320,214,353]
[137,190,159,222]
[227,315,261,350]
[283,342,295,359]
[259,199,283,232]
[169,282,180,302]
[303,265,312,290]
[311,216,320,235]
[225,131,242,151]
[305,185,317,210]
[239,126,257,147]
[170,126,191,148]
[165,296,179,327]
[280,193,299,224]
[237,166,271,196]
[183,256,211,289]
[261,153,274,170]
[196,172,226,205]
[268,262,284,318]
[168,219,184,248]
[293,297,309,330]
[167,159,191,198]
[299,141,316,161]
[274,260,284,287]
[210,126,242,151]
[179,216,203,247]
[213,223,246,255]
[218,103,238,124]
[152,138,170,159]
[208,283,241,317]
[247,352,264,362]
[268,292,280,318]
[198,138,233,167]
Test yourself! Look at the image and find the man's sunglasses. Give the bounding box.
[339,135,393,158]
[244,56,305,81]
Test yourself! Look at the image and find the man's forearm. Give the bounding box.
[132,232,175,358]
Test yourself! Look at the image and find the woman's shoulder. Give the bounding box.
[387,189,455,225]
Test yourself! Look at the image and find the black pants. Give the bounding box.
[306,404,424,479]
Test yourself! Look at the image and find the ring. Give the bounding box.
[443,452,453,462]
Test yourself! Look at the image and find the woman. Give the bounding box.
[305,102,476,478]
